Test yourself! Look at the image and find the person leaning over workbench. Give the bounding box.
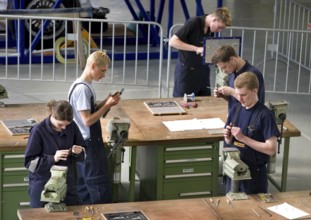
[224,72,280,194]
[169,7,232,97]
[24,100,86,208]
[68,51,121,205]
[211,45,265,112]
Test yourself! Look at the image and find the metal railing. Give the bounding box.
[274,0,311,31]
[271,0,311,81]
[0,14,164,98]
[1,13,311,99]
[166,24,311,97]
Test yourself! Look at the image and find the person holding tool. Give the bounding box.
[211,45,265,111]
[24,100,85,208]
[169,7,232,97]
[68,50,121,204]
[224,72,280,194]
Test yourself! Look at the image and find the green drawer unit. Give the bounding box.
[164,161,213,176]
[3,187,30,220]
[3,174,28,186]
[137,142,219,201]
[163,176,212,199]
[1,152,30,220]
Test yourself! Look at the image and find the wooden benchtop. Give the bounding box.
[17,190,311,220]
[0,97,301,151]
[0,104,47,151]
[101,97,229,146]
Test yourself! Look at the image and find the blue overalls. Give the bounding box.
[225,103,272,194]
[173,59,211,97]
[25,118,85,208]
[172,16,212,98]
[70,83,112,204]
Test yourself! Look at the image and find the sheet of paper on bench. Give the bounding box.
[268,202,309,219]
[163,118,225,132]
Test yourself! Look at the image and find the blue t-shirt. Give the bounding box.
[225,101,280,167]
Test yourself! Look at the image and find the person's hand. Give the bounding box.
[216,86,231,97]
[71,145,83,155]
[107,93,121,107]
[54,149,69,162]
[195,47,204,56]
[214,86,223,98]
[231,126,244,141]
[224,124,233,139]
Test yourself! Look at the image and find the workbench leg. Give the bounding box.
[129,146,137,201]
[268,137,290,192]
[280,137,290,192]
[212,141,219,196]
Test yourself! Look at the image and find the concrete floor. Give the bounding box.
[1,0,311,199]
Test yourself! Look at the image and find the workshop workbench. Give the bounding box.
[100,97,301,200]
[0,97,301,219]
[17,190,311,220]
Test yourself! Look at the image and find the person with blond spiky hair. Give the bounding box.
[68,51,121,205]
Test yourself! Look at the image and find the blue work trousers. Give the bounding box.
[225,164,268,194]
[76,138,112,204]
[173,59,211,97]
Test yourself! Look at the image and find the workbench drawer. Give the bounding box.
[2,154,25,172]
[2,166,27,178]
[164,145,213,159]
[2,188,30,220]
[2,161,25,168]
[164,161,213,176]
[3,174,29,186]
[2,153,25,164]
[163,176,212,199]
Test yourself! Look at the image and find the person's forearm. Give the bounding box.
[231,88,238,99]
[173,41,199,52]
[237,135,277,156]
[96,97,108,110]
[81,105,110,127]
[169,36,198,52]
[174,42,198,52]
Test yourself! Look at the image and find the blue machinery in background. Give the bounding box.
[1,0,91,64]
[0,0,223,64]
[125,0,223,40]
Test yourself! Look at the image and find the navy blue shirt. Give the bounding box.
[225,102,280,194]
[24,117,85,207]
[226,102,280,167]
[228,61,265,111]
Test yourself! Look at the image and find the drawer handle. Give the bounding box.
[3,154,25,159]
[4,167,27,172]
[179,191,211,197]
[3,183,29,188]
[165,158,212,163]
[19,202,31,207]
[165,172,211,179]
[165,146,212,151]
